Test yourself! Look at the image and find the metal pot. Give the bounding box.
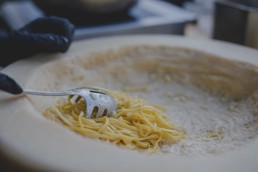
[213,0,258,49]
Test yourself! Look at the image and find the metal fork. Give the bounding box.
[23,87,117,118]
[0,73,117,118]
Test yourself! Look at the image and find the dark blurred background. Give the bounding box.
[0,0,257,49]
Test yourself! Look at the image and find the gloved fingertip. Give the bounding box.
[0,73,23,95]
[37,34,71,52]
[57,36,70,52]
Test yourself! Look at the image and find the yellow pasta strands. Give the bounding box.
[44,90,185,151]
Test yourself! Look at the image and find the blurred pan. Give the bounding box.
[32,0,138,26]
[32,0,137,14]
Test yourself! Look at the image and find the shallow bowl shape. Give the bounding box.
[1,35,258,171]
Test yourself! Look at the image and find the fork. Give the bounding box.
[0,73,117,118]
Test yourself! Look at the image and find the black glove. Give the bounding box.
[0,73,23,95]
[0,16,75,66]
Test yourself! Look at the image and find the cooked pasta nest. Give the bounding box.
[44,90,185,151]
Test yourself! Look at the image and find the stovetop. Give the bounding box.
[1,0,196,40]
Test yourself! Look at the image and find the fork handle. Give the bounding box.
[23,90,69,96]
[0,73,69,97]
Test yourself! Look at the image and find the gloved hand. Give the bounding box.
[0,16,75,66]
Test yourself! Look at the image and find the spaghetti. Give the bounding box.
[44,90,185,151]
